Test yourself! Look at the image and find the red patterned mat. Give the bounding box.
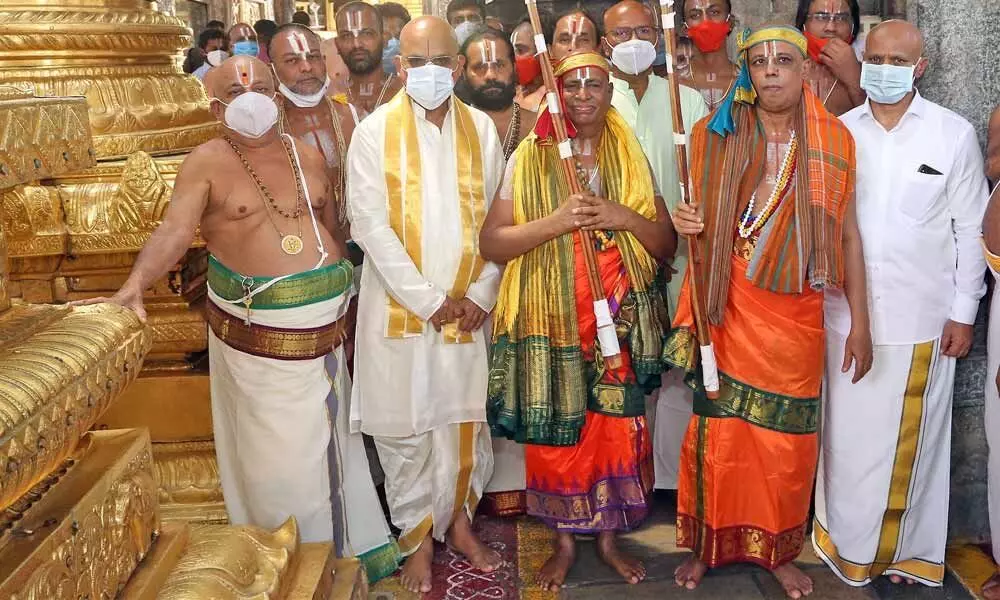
[371,517,556,600]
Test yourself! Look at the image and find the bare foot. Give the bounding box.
[983,572,1000,599]
[446,512,503,572]
[400,535,433,594]
[888,574,916,585]
[674,554,708,590]
[537,531,576,592]
[596,531,646,584]
[773,563,813,599]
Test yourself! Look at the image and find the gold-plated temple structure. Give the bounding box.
[0,1,366,597]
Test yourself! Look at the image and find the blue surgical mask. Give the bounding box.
[383,37,401,75]
[860,62,916,105]
[233,40,260,57]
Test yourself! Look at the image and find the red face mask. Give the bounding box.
[686,19,730,54]
[804,31,830,62]
[515,54,542,86]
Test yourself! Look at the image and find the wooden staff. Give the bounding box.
[656,0,720,398]
[524,0,623,369]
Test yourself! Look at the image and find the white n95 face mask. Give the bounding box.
[610,39,657,76]
[215,91,279,138]
[405,64,455,110]
[278,76,332,108]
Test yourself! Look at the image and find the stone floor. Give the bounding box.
[557,492,978,600]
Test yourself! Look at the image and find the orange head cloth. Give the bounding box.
[533,51,610,141]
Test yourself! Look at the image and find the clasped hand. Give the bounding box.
[553,193,634,234]
[429,297,487,333]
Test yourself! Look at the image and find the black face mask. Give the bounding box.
[465,78,516,111]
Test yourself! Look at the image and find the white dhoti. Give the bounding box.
[814,331,953,586]
[207,257,397,579]
[374,423,493,555]
[652,369,692,490]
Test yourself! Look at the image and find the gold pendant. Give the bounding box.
[281,234,303,255]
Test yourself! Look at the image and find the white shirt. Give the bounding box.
[825,92,988,345]
[347,97,504,436]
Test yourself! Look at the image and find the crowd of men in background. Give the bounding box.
[125,0,1000,598]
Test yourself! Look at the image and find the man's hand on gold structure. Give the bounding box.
[671,202,704,236]
[455,298,488,333]
[842,326,873,384]
[69,285,148,323]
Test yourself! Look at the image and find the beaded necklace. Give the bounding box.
[738,133,797,239]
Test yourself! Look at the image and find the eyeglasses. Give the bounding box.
[807,12,852,24]
[607,26,658,42]
[403,55,456,68]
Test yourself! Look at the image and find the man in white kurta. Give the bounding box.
[600,0,709,492]
[346,15,504,594]
[814,21,988,588]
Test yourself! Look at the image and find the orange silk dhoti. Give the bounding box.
[525,233,654,532]
[666,254,823,569]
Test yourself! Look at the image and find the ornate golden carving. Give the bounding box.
[0,2,219,159]
[0,303,150,510]
[157,518,301,599]
[0,92,95,189]
[0,429,159,600]
[1,185,66,258]
[153,440,224,503]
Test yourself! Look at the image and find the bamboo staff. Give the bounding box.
[524,0,623,369]
[656,0,720,398]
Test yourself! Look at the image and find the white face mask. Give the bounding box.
[454,21,479,46]
[610,39,657,76]
[404,64,455,110]
[206,49,229,67]
[278,76,331,108]
[215,91,279,139]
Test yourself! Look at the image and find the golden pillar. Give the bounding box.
[0,1,368,598]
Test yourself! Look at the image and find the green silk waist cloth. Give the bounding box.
[207,254,354,310]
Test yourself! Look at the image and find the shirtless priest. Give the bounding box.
[78,56,359,546]
[346,16,505,595]
[267,25,400,581]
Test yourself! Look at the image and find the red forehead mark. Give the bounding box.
[237,64,251,86]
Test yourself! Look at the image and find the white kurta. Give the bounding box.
[815,93,988,587]
[347,96,504,437]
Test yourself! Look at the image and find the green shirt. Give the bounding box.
[611,74,708,313]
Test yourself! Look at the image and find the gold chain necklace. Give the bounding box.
[224,135,306,255]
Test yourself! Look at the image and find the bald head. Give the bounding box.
[602,0,656,59]
[205,55,275,102]
[862,19,927,83]
[603,0,654,30]
[399,15,459,57]
[229,23,256,43]
[866,19,924,58]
